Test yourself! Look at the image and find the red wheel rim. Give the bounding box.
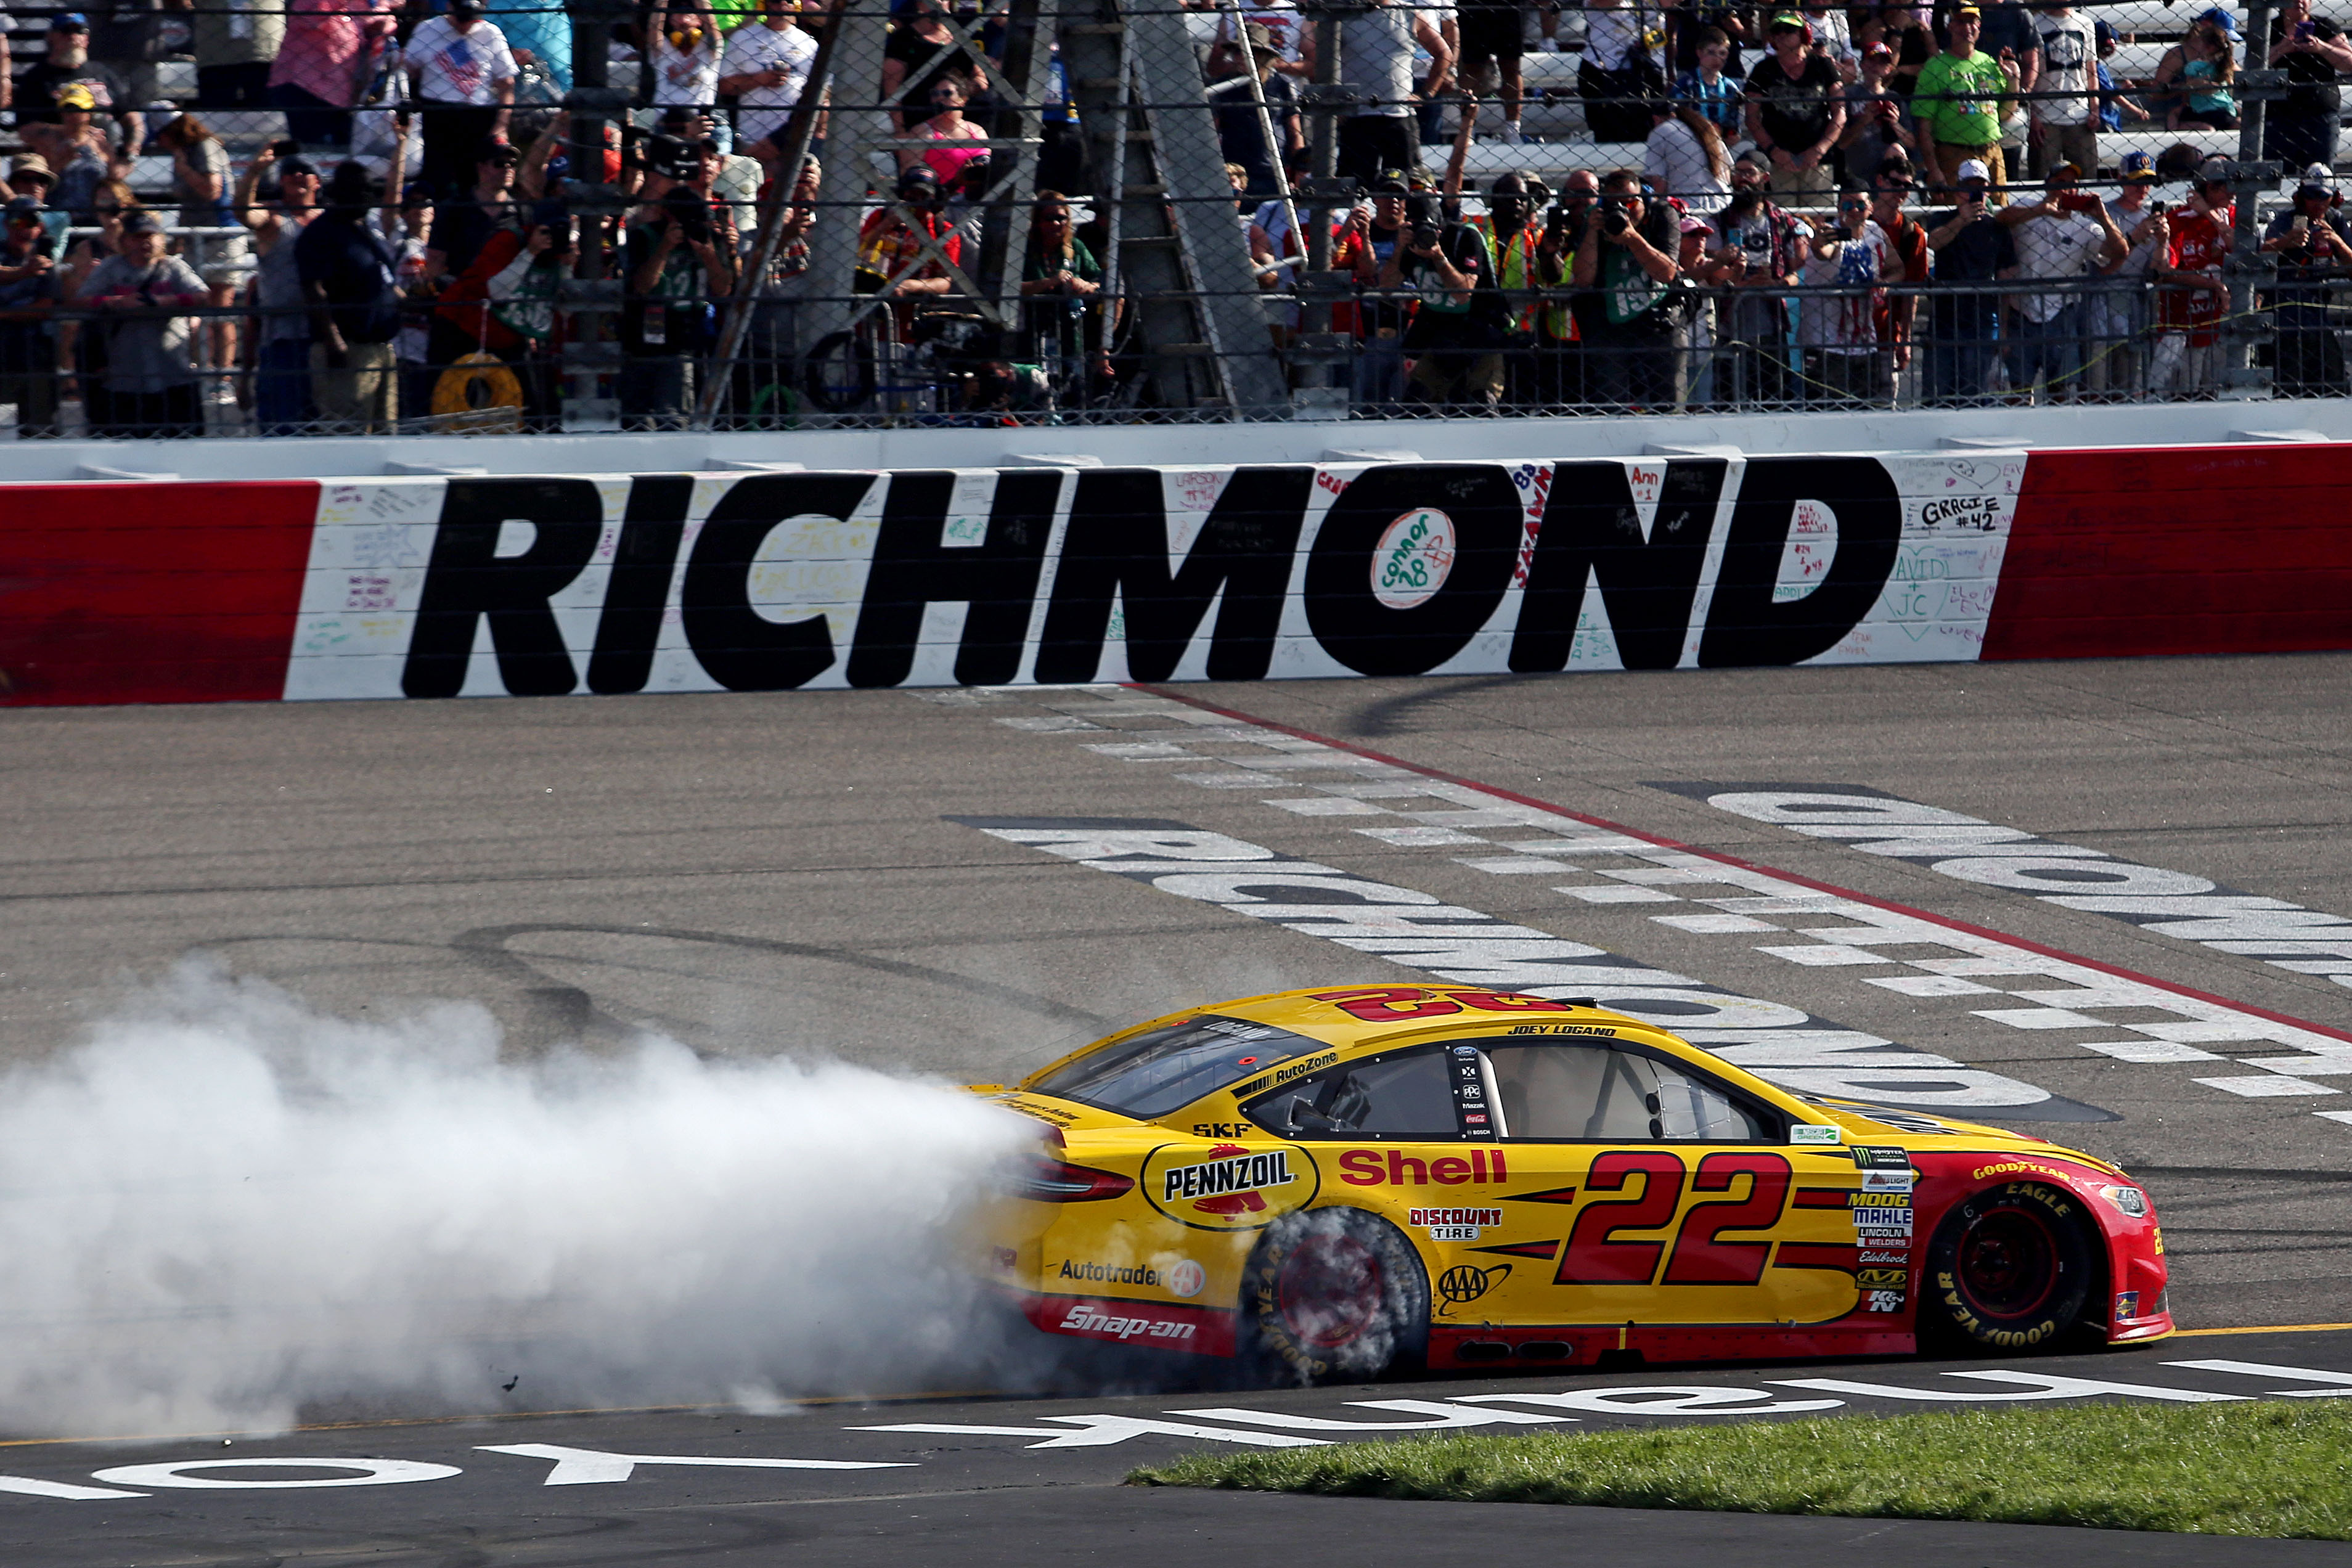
[1276,1232,1384,1350]
[1956,1206,2060,1320]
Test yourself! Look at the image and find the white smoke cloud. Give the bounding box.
[0,960,1041,1437]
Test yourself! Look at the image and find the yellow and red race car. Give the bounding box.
[973,986,2170,1381]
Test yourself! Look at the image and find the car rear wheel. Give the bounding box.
[1240,1209,1429,1385]
[1924,1183,2099,1353]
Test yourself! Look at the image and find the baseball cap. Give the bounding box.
[1242,20,1280,54]
[120,208,163,235]
[277,155,318,178]
[2197,4,2237,33]
[2118,150,2157,181]
[401,177,435,206]
[1678,211,1712,233]
[49,10,88,28]
[1956,157,1991,184]
[4,195,40,222]
[1863,38,1893,55]
[478,139,521,166]
[1370,168,1409,194]
[54,83,96,110]
[2197,155,2236,184]
[1766,10,1808,31]
[1951,4,1982,17]
[896,161,941,193]
[528,197,571,231]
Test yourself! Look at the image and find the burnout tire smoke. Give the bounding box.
[0,960,1041,1437]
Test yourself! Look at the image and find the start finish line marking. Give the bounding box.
[7,1362,2352,1499]
[939,684,2352,1130]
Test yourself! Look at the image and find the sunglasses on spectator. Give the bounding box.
[1839,200,1868,211]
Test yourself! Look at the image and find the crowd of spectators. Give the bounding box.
[0,0,2337,431]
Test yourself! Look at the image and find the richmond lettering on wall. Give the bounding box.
[280,452,2020,700]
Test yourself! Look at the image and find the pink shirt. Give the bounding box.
[267,0,398,108]
[917,120,989,182]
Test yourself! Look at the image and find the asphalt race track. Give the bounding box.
[5,652,2352,1565]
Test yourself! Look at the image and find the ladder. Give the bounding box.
[798,0,1289,417]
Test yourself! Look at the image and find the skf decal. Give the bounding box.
[1141,1142,1320,1231]
[1189,1122,1253,1139]
[1338,1148,1510,1186]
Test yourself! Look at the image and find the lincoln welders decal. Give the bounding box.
[280,453,2017,700]
[950,816,2111,1121]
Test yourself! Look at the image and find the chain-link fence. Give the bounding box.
[0,0,2347,435]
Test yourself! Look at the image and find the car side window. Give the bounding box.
[1484,1042,1770,1142]
[1243,1048,1460,1140]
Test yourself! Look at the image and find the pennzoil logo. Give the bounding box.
[1143,1141,1321,1231]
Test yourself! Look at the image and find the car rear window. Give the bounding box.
[1027,1016,1329,1119]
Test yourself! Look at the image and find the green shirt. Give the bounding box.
[1913,51,2008,147]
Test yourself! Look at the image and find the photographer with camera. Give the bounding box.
[1700,148,1805,407]
[78,207,208,436]
[1497,177,1581,407]
[2260,169,2350,396]
[1336,169,1415,412]
[1569,169,1680,410]
[1399,187,1507,409]
[298,161,404,433]
[622,134,737,430]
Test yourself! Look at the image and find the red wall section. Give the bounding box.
[0,482,319,706]
[1985,444,2352,661]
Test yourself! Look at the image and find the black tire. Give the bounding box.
[799,330,876,414]
[1924,1182,2100,1354]
[1239,1209,1429,1386]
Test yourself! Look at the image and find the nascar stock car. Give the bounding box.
[972,986,2171,1382]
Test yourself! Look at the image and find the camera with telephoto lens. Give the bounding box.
[1407,192,1442,250]
[1601,195,1633,238]
[662,184,712,244]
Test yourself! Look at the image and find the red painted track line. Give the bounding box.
[1132,682,2352,1050]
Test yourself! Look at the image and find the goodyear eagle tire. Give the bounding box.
[1239,1208,1429,1386]
[1924,1182,2099,1354]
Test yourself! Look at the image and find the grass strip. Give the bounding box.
[1130,1399,2352,1538]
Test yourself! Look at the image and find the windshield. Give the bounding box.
[1028,1016,1329,1119]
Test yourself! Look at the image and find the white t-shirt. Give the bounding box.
[1796,219,1892,349]
[651,32,722,107]
[1412,3,1454,74]
[1218,0,1310,71]
[719,20,819,142]
[2011,200,2105,321]
[1644,116,1727,214]
[408,15,517,107]
[2033,13,2095,126]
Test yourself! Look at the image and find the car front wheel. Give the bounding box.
[1240,1208,1429,1386]
[1924,1182,2099,1353]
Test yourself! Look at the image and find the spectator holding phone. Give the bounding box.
[79,208,208,436]
[2261,170,2351,395]
[2267,0,2352,172]
[1922,155,2015,403]
[1914,7,2019,197]
[2149,155,2233,397]
[1994,161,2125,402]
[1796,183,1903,403]
[1839,40,1915,190]
[2088,149,2164,398]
